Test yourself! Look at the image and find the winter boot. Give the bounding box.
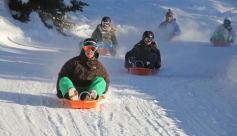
[80,90,98,100]
[68,87,79,101]
[219,33,228,41]
[211,33,219,41]
[85,89,98,100]
[135,60,144,68]
[145,61,150,68]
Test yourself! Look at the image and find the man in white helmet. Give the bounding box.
[210,17,236,43]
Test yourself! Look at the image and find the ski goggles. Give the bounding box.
[102,21,110,26]
[82,44,98,52]
[166,15,173,18]
[144,37,153,42]
[224,20,230,25]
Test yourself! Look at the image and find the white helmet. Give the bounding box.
[224,17,231,23]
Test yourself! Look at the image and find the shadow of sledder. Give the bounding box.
[0,91,68,109]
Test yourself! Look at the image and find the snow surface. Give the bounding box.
[0,0,237,135]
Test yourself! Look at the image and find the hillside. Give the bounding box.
[0,0,237,135]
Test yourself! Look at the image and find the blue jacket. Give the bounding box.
[157,18,181,40]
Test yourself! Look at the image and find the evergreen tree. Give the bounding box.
[8,0,89,36]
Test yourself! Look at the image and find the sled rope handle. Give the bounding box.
[79,91,92,100]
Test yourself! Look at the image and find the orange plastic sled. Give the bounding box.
[172,37,178,41]
[60,96,105,109]
[97,48,111,56]
[128,68,159,75]
[212,41,230,47]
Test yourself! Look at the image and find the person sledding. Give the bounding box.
[210,17,236,44]
[91,16,118,56]
[56,38,110,101]
[157,9,181,41]
[124,31,161,70]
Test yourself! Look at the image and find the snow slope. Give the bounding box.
[0,0,237,135]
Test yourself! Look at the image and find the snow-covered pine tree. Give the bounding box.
[8,0,89,36]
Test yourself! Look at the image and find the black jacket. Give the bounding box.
[126,40,161,67]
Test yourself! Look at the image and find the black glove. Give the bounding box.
[154,61,161,69]
[170,32,176,37]
[155,65,161,69]
[125,57,135,68]
[128,57,136,67]
[128,57,136,61]
[110,46,117,57]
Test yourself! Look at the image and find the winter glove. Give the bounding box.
[128,57,136,62]
[154,64,161,69]
[128,57,136,67]
[229,39,234,43]
[110,46,117,57]
[154,61,161,69]
[170,32,176,37]
[125,57,136,68]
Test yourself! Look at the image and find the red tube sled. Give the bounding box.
[60,96,105,109]
[212,41,230,47]
[128,68,159,75]
[97,48,110,56]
